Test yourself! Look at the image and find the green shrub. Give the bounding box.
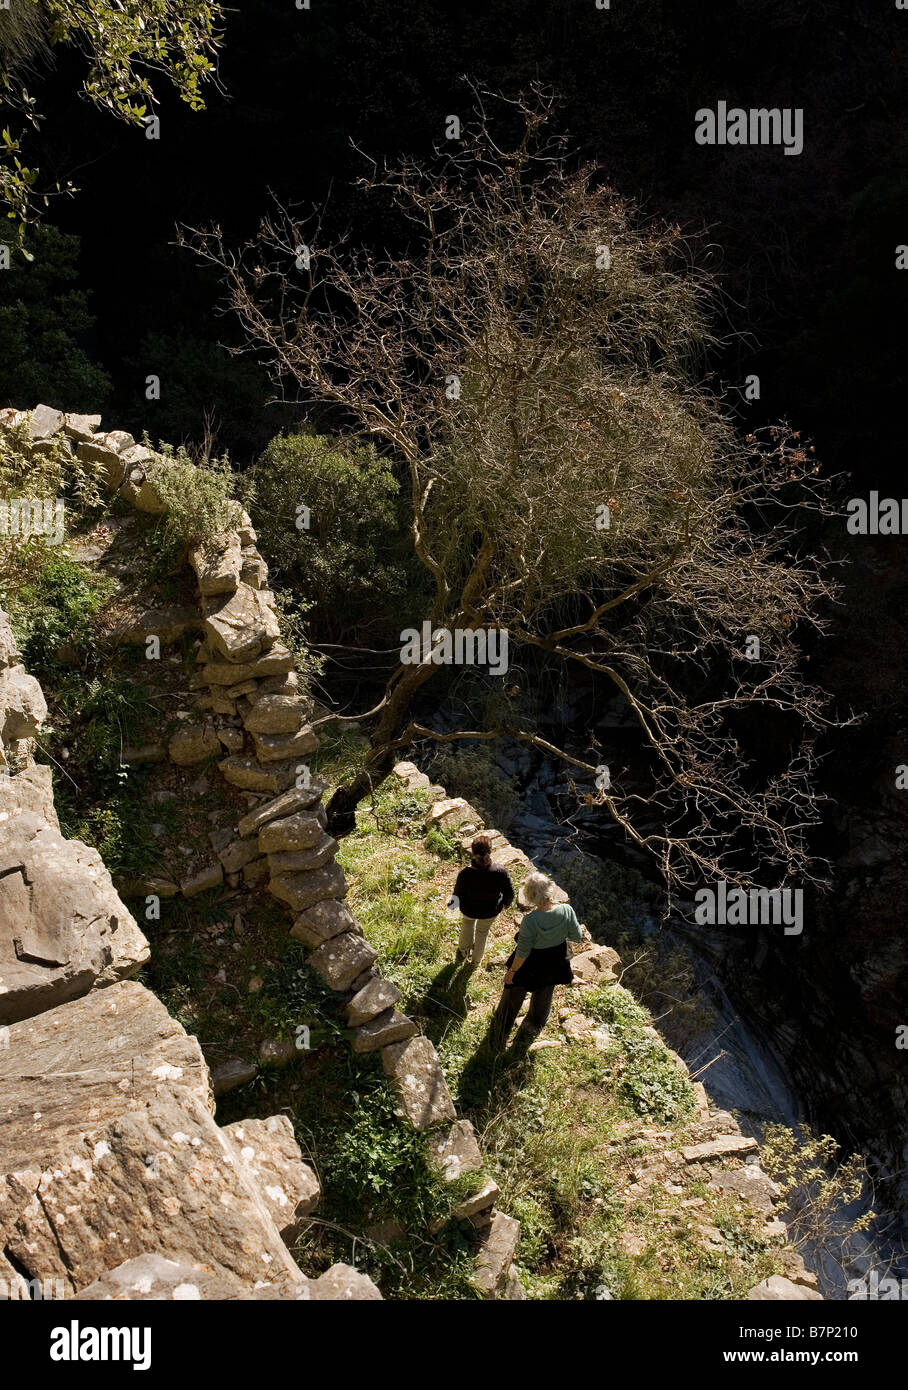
[147,444,243,548]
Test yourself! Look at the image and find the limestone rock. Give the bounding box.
[267,832,337,874]
[426,797,480,832]
[180,862,223,898]
[0,981,209,1171]
[0,607,18,669]
[169,723,221,766]
[0,815,150,1026]
[210,1057,258,1097]
[201,643,294,685]
[570,944,621,984]
[308,932,377,992]
[75,1254,245,1301]
[236,782,325,838]
[428,1120,484,1181]
[190,532,242,596]
[77,437,127,491]
[472,1211,521,1298]
[289,899,358,949]
[219,756,299,795]
[746,1275,823,1301]
[259,811,326,854]
[252,726,318,764]
[381,1035,456,1130]
[681,1135,759,1163]
[221,1114,319,1241]
[346,975,401,1027]
[114,606,201,646]
[217,839,262,875]
[351,1008,416,1053]
[28,404,65,440]
[204,584,281,663]
[268,862,347,914]
[63,413,102,444]
[309,1264,382,1301]
[0,664,48,742]
[452,1176,500,1221]
[0,1090,305,1296]
[0,763,59,830]
[709,1165,782,1219]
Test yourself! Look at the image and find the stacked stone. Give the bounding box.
[179,523,524,1295]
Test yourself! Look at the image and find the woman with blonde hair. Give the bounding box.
[492,871,582,1046]
[449,835,515,968]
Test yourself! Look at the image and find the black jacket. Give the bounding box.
[452,864,515,920]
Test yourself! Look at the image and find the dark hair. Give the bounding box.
[471,835,492,865]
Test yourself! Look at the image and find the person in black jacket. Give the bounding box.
[449,836,515,968]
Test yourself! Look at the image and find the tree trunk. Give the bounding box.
[324,658,440,836]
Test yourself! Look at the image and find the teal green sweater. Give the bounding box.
[515,902,582,958]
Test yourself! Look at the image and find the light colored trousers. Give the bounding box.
[458,915,496,964]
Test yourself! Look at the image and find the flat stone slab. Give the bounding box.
[253,726,319,763]
[472,1210,521,1297]
[236,783,325,839]
[346,975,401,1027]
[381,1035,456,1130]
[267,832,337,874]
[190,532,242,596]
[268,862,347,914]
[201,644,294,685]
[681,1135,759,1163]
[204,584,281,662]
[426,797,481,832]
[452,1176,500,1222]
[222,1114,320,1241]
[219,757,299,795]
[259,811,325,854]
[210,1057,258,1097]
[308,932,377,992]
[351,1008,416,1053]
[0,981,209,1172]
[428,1120,484,1181]
[0,813,150,1026]
[76,1256,382,1301]
[244,695,312,735]
[289,899,359,949]
[709,1165,782,1219]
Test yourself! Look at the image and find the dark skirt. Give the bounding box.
[507,940,573,991]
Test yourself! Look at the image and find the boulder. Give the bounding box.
[204,584,281,663]
[309,1264,382,1301]
[346,975,401,1027]
[308,932,377,992]
[0,664,48,742]
[168,723,221,766]
[243,695,311,736]
[236,782,325,838]
[76,436,127,491]
[0,981,209,1171]
[569,944,621,984]
[189,532,242,596]
[381,1035,456,1130]
[0,815,150,1026]
[0,1090,306,1296]
[0,606,18,669]
[290,899,359,949]
[240,552,269,589]
[268,862,348,914]
[221,1115,320,1241]
[75,1254,246,1301]
[259,811,326,854]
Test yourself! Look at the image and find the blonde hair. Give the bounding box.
[523,872,558,908]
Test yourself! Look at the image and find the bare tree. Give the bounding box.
[192,88,851,895]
